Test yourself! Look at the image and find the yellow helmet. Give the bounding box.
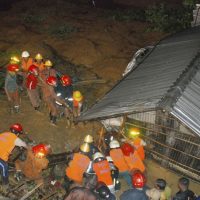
[44,60,53,67]
[80,143,90,153]
[35,53,43,60]
[73,90,83,102]
[84,135,94,143]
[128,127,140,139]
[10,56,20,64]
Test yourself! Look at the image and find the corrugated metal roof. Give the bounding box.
[78,27,200,132]
[171,70,200,135]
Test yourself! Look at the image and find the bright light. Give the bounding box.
[10,56,20,64]
[35,151,45,158]
[128,127,140,138]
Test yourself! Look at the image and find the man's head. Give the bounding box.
[131,170,146,189]
[178,177,190,191]
[155,179,166,191]
[10,123,23,136]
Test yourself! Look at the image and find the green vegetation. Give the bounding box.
[145,3,194,32]
[103,0,195,33]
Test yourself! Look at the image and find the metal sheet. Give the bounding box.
[78,26,200,123]
[171,71,200,136]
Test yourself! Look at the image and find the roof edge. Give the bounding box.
[159,52,200,112]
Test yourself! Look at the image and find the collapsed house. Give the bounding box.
[78,26,200,181]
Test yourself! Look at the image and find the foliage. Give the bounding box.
[145,3,193,32]
[182,0,196,8]
[104,9,146,22]
[49,24,78,39]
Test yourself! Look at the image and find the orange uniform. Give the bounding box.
[33,61,45,72]
[110,148,129,172]
[21,58,33,72]
[124,151,145,172]
[132,138,145,161]
[93,160,113,186]
[66,153,90,183]
[0,132,17,161]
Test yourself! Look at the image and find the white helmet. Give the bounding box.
[106,156,113,162]
[93,152,104,161]
[22,51,30,58]
[109,140,120,149]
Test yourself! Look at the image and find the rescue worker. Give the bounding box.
[46,76,69,125]
[92,152,114,192]
[65,143,91,185]
[21,51,33,73]
[121,142,145,173]
[4,64,20,113]
[103,132,115,156]
[120,170,148,200]
[40,60,57,101]
[73,90,83,117]
[0,123,27,188]
[84,135,99,159]
[128,127,146,161]
[106,156,120,191]
[20,51,33,90]
[54,74,73,109]
[173,177,196,200]
[33,53,45,72]
[109,140,131,186]
[53,75,73,125]
[26,65,41,110]
[15,144,50,183]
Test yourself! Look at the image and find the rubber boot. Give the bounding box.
[51,116,57,126]
[14,105,20,113]
[49,112,53,121]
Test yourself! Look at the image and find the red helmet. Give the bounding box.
[61,75,72,86]
[121,143,134,156]
[28,65,38,75]
[7,64,19,72]
[32,144,51,158]
[46,76,57,86]
[10,123,23,135]
[131,170,146,188]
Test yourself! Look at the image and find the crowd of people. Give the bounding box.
[4,51,84,125]
[0,121,199,200]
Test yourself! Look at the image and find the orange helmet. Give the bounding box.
[61,75,72,86]
[131,170,146,188]
[46,76,57,86]
[7,64,19,72]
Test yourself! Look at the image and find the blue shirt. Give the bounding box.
[120,188,148,200]
[5,73,18,92]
